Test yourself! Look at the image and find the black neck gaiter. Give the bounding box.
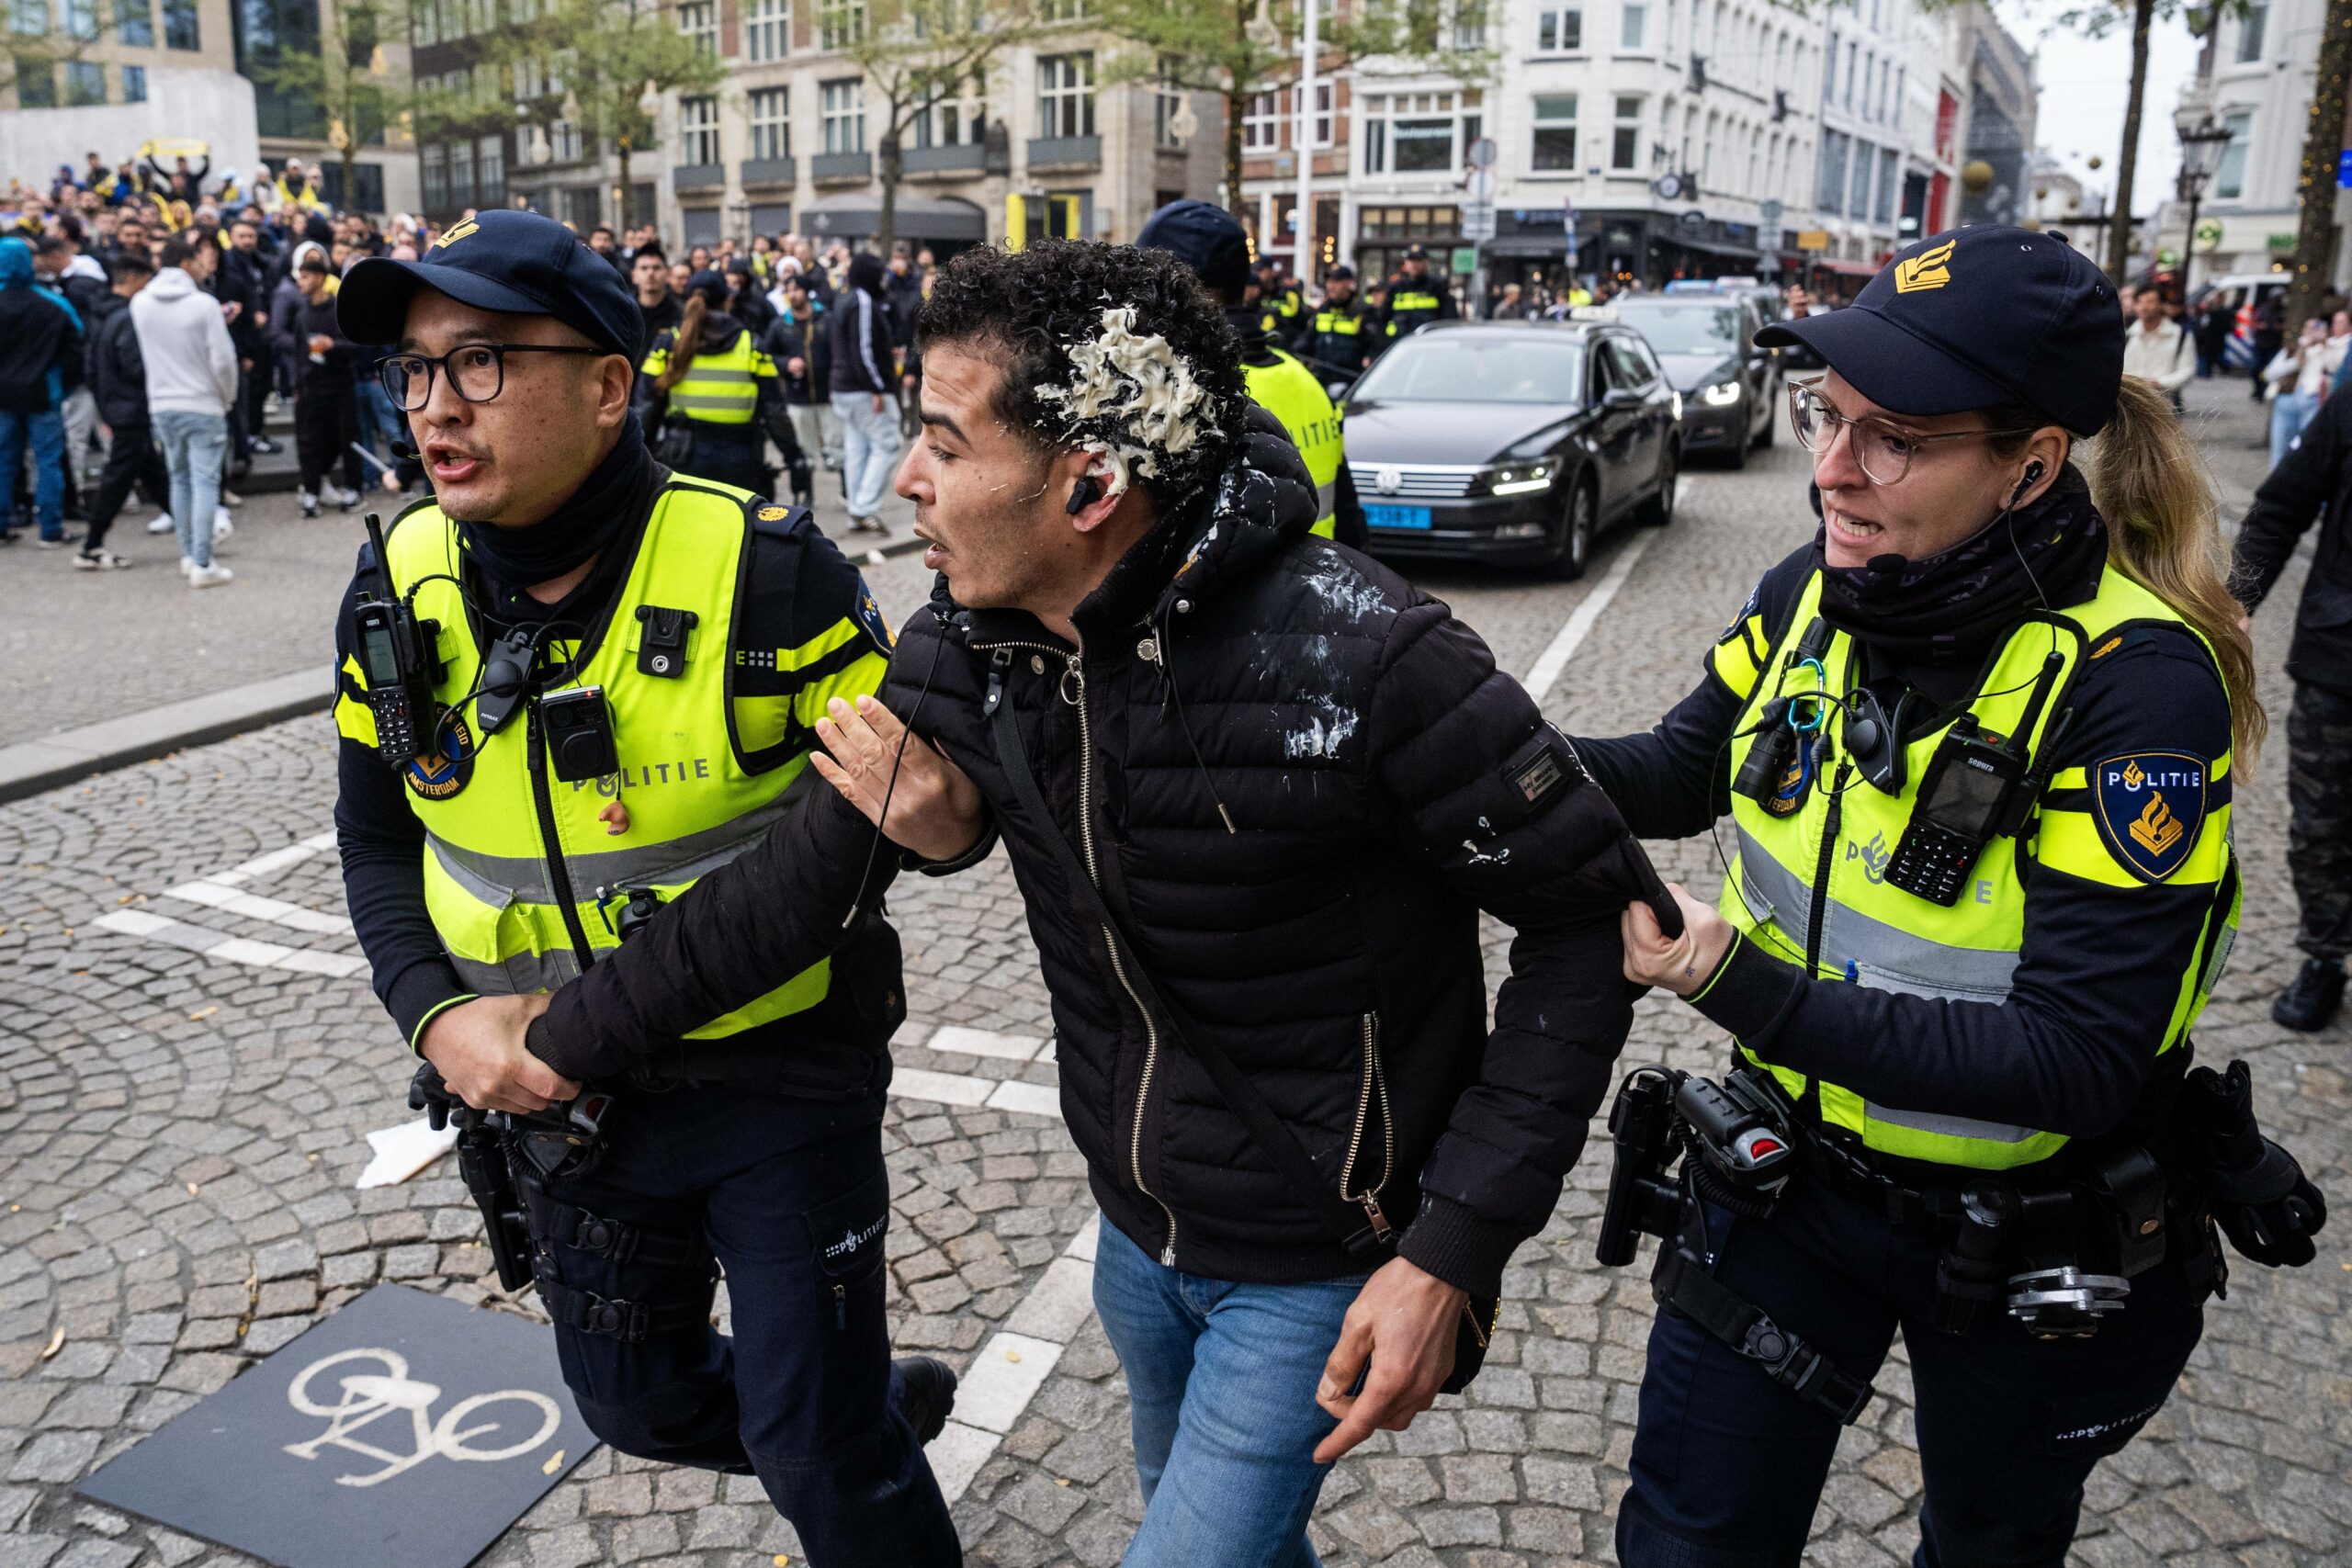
[1813,464,2109,665]
[456,412,657,590]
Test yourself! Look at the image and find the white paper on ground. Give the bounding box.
[355,1117,459,1189]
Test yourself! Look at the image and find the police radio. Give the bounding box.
[355,512,444,768]
[1882,651,2065,906]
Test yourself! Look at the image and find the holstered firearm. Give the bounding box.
[407,1064,614,1292]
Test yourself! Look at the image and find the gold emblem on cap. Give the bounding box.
[1894,239,1955,295]
[757,504,788,520]
[433,218,481,250]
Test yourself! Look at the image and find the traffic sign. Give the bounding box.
[1462,201,1498,242]
[1759,197,1783,222]
[1449,246,1478,275]
[2194,217,2223,248]
[1795,230,1831,251]
[1468,137,1498,169]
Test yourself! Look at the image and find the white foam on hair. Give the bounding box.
[1035,305,1216,498]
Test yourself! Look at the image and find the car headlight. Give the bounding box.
[1701,380,1743,406]
[1487,461,1555,497]
[1670,391,1684,421]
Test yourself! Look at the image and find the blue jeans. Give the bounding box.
[356,376,405,468]
[831,389,902,517]
[0,408,66,538]
[1091,1220,1367,1568]
[2270,389,2320,468]
[154,409,227,569]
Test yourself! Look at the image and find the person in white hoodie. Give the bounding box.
[132,234,240,587]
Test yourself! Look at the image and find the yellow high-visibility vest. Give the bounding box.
[642,330,774,426]
[1243,348,1343,539]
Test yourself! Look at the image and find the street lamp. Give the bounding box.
[2173,102,2233,300]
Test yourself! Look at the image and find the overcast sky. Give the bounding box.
[1994,0,2199,216]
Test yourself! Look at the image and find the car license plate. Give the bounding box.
[1366,504,1432,531]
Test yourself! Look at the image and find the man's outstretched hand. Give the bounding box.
[1313,1256,1469,1463]
[812,693,986,864]
[420,994,573,1114]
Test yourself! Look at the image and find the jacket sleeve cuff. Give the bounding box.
[904,814,998,877]
[1397,1193,1524,1300]
[386,959,473,1055]
[1684,933,1805,1045]
[524,1010,601,1082]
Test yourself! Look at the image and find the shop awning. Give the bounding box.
[1806,256,1881,276]
[797,193,987,242]
[1483,234,1571,257]
[1659,234,1762,262]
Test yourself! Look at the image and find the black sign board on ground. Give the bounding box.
[80,1283,598,1568]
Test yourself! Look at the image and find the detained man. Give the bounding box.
[508,240,1657,1564]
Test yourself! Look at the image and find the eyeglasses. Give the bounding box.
[1786,378,2037,486]
[379,343,609,412]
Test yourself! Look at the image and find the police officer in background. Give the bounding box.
[1141,199,1363,547]
[1377,243,1457,344]
[636,269,810,501]
[2233,347,2352,1031]
[1575,228,2325,1566]
[1253,255,1306,349]
[1301,265,1370,382]
[327,211,960,1565]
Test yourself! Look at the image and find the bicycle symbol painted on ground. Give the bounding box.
[282,1348,561,1488]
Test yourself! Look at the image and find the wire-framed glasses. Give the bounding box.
[1786,378,2038,486]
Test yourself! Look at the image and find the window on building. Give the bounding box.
[162,0,195,46]
[448,138,476,209]
[1823,30,1834,98]
[319,162,385,211]
[12,54,51,104]
[63,57,100,100]
[476,133,505,206]
[680,93,720,164]
[1611,93,1643,169]
[119,62,144,99]
[1243,87,1281,151]
[422,145,448,210]
[1843,40,1855,107]
[1816,128,1848,210]
[1154,57,1185,148]
[116,0,152,42]
[750,85,790,159]
[746,0,786,60]
[1874,144,1896,220]
[1532,93,1577,171]
[2213,108,2252,199]
[1453,0,1484,50]
[62,0,95,39]
[1037,51,1094,139]
[818,0,863,49]
[821,76,864,152]
[1306,81,1334,147]
[2236,1,2265,61]
[1038,0,1089,17]
[412,0,437,44]
[1620,1,1645,50]
[1537,4,1580,51]
[911,77,978,146]
[1362,89,1480,175]
[677,0,717,53]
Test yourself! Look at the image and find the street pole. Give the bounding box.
[2181,185,2201,301]
[1295,0,1317,290]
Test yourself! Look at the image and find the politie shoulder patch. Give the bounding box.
[2092,751,2208,883]
[403,712,475,801]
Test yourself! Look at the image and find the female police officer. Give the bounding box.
[1574,226,2324,1566]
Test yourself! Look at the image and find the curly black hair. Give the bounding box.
[916,240,1249,505]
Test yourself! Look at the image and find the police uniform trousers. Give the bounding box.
[294,376,362,498]
[528,1081,958,1566]
[1618,1177,2205,1568]
[2285,681,2352,960]
[675,425,769,496]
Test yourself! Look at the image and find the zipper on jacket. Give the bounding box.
[1339,1011,1395,1242]
[526,702,599,971]
[1804,755,1851,977]
[1062,650,1182,1267]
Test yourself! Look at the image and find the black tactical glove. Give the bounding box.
[2185,1059,2327,1268]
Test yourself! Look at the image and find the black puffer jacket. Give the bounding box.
[533,410,1650,1295]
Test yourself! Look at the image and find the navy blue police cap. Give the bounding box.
[337,209,644,364]
[1756,226,2123,435]
[1137,199,1251,299]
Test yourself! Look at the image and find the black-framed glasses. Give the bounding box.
[1787,378,2038,486]
[379,344,609,412]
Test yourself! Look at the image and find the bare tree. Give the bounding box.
[2282,0,2352,334]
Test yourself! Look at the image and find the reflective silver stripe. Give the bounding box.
[427,791,798,907]
[1861,1100,2041,1145]
[450,947,582,997]
[1731,825,2019,1000]
[670,391,758,412]
[1316,479,1337,522]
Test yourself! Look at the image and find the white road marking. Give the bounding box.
[92,908,370,979]
[927,1025,1049,1062]
[1520,530,1657,709]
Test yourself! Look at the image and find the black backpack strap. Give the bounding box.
[983,659,1388,1259]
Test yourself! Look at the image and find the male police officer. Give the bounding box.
[1140,200,1358,544]
[1377,243,1457,343]
[327,210,959,1566]
[1302,265,1371,380]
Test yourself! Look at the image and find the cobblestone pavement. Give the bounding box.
[0,457,922,748]
[3,376,2346,1568]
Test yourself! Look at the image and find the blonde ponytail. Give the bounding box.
[2084,377,2267,764]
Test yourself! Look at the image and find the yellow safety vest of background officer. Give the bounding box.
[636,268,808,499]
[1570,225,2326,1568]
[1376,243,1458,344]
[1302,265,1372,381]
[324,209,965,1567]
[1138,199,1366,547]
